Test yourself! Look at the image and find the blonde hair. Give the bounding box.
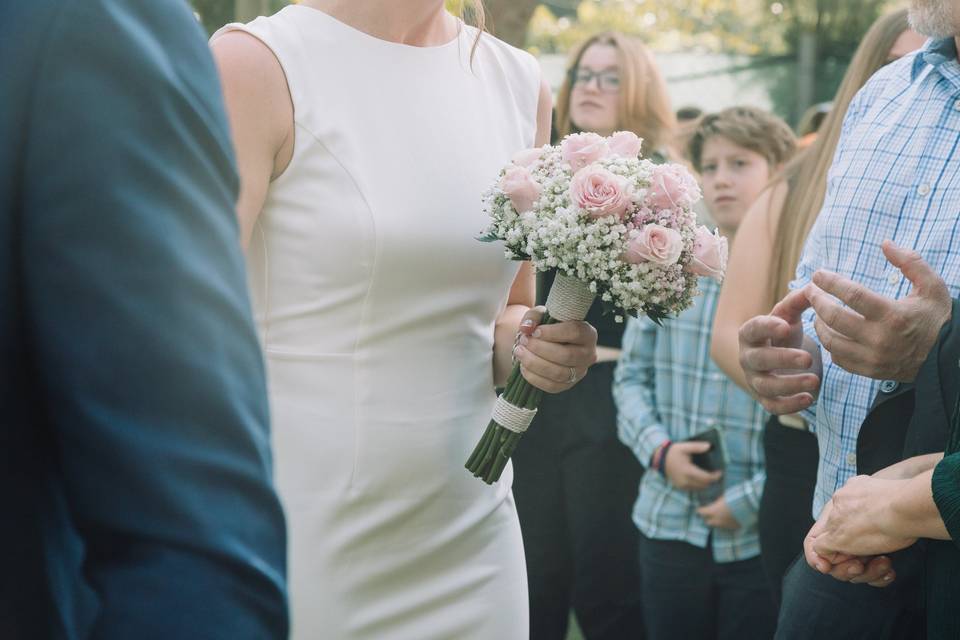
[687,106,797,173]
[555,32,676,156]
[768,8,912,302]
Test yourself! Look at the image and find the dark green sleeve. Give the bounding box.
[933,454,960,548]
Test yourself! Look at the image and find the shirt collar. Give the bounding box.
[912,37,959,81]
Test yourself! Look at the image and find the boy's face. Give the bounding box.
[699,136,773,234]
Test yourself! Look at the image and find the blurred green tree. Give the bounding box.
[526,0,900,123]
[190,0,291,35]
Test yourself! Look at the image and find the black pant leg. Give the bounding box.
[715,555,777,640]
[757,417,819,606]
[563,441,644,640]
[560,361,644,640]
[513,398,572,640]
[775,547,926,640]
[638,534,715,640]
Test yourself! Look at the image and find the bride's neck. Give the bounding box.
[301,0,457,47]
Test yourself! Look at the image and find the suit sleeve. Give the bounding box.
[909,299,960,452]
[21,1,287,637]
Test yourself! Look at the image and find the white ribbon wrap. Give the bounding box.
[492,395,538,434]
[545,272,595,321]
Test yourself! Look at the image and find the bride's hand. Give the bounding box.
[513,306,598,393]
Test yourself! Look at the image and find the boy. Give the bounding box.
[613,106,796,639]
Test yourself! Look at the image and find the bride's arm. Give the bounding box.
[493,262,536,387]
[493,78,598,391]
[211,31,294,250]
[492,77,551,387]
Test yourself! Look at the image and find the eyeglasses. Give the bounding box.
[570,68,621,93]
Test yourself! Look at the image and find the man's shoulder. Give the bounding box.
[854,46,928,110]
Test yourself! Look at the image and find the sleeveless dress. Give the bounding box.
[213,7,540,639]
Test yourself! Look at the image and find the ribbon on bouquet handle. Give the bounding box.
[491,396,538,434]
[545,272,595,322]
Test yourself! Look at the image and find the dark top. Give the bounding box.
[1,1,287,637]
[913,299,960,638]
[537,269,626,348]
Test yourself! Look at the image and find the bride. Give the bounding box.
[211,1,598,637]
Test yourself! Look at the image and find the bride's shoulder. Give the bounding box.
[469,27,539,78]
[210,29,290,114]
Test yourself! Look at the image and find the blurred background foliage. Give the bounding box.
[189,0,903,139]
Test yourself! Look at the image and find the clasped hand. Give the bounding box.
[804,475,917,588]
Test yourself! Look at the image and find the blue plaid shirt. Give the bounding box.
[613,278,767,562]
[794,38,960,516]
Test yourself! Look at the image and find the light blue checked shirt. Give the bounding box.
[614,278,767,562]
[794,38,960,516]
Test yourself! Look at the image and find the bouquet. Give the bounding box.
[465,130,728,484]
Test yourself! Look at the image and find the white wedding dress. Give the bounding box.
[214,7,540,639]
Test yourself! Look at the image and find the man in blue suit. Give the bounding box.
[0,1,288,637]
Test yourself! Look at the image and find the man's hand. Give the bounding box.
[739,287,822,414]
[696,495,740,530]
[804,500,897,588]
[813,475,918,560]
[663,441,723,491]
[807,240,951,382]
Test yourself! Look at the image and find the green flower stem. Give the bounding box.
[470,422,499,476]
[465,422,495,469]
[466,310,562,483]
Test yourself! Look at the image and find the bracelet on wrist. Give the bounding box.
[651,440,672,475]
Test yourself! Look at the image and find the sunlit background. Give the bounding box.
[191,0,902,127]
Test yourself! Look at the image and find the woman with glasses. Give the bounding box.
[511,31,674,640]
[208,1,599,638]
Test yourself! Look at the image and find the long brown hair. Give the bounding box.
[450,0,486,62]
[768,8,912,302]
[555,32,676,156]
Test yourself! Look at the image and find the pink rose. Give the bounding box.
[686,225,728,281]
[569,165,633,219]
[512,147,545,168]
[648,164,700,210]
[500,165,542,213]
[608,131,643,158]
[561,132,609,171]
[623,224,683,266]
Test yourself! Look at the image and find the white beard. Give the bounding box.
[910,0,958,38]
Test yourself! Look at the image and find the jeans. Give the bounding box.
[775,546,926,639]
[638,533,776,640]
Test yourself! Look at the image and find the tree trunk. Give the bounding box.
[795,29,817,127]
[483,0,539,48]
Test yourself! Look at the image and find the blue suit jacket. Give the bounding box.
[0,1,288,637]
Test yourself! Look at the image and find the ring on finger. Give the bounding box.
[567,367,577,385]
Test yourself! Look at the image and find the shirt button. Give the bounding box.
[918,183,931,196]
[846,452,857,467]
[954,99,960,110]
[887,271,900,286]
[705,419,716,427]
[880,380,900,393]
